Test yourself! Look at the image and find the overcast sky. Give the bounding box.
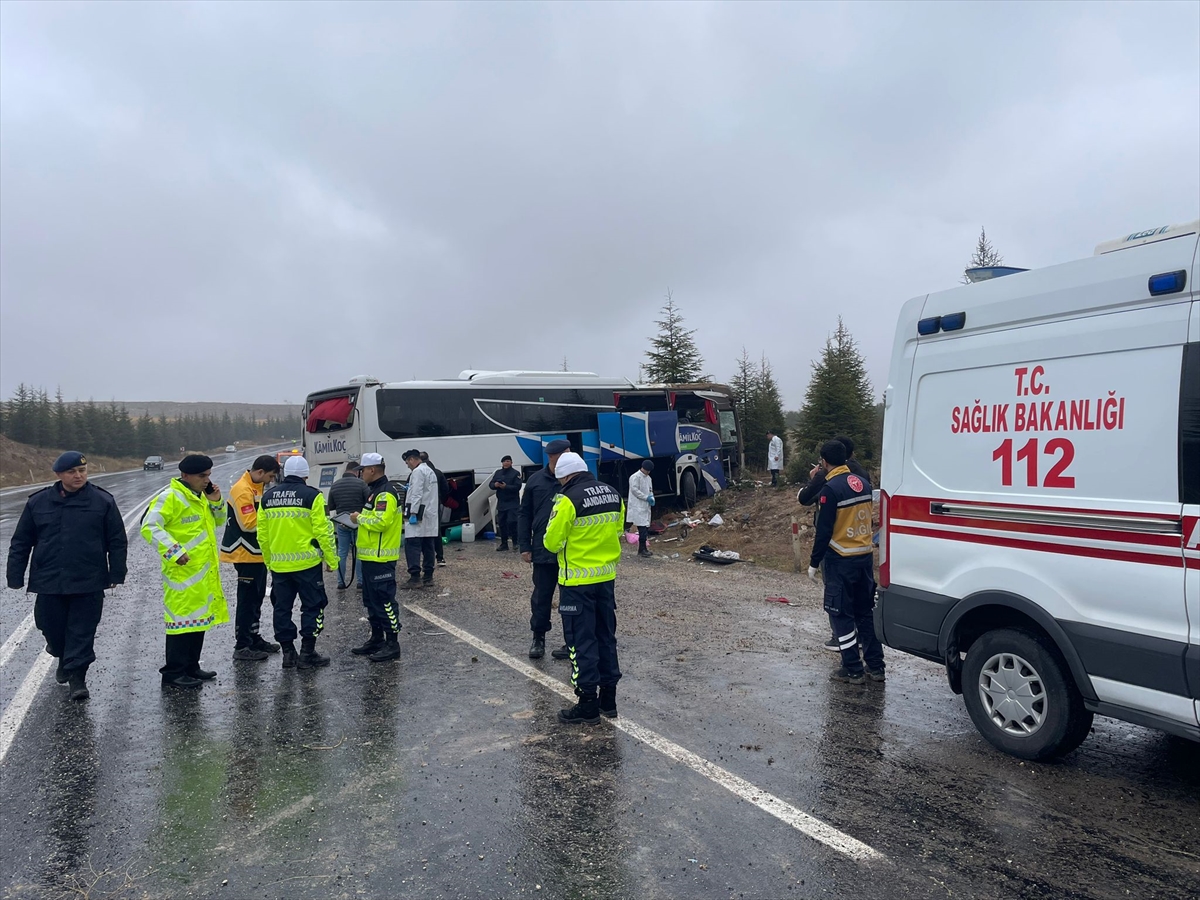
[1,1,1197,409]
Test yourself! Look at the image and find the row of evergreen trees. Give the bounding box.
[0,385,295,459]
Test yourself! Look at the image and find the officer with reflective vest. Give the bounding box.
[349,452,403,662]
[141,454,229,689]
[807,439,884,684]
[542,452,625,725]
[219,454,281,661]
[258,455,338,669]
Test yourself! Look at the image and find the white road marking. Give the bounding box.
[0,613,36,668]
[405,602,886,864]
[0,485,166,766]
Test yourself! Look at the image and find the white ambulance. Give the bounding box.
[877,221,1200,760]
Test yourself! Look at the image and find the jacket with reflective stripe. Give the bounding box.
[356,476,403,563]
[140,478,229,634]
[258,475,338,572]
[219,470,265,564]
[543,472,624,586]
[810,465,874,568]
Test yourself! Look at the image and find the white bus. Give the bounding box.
[301,370,741,528]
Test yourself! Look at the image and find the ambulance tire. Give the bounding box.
[962,627,1094,761]
[680,470,698,509]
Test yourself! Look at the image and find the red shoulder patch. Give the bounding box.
[240,504,255,515]
[375,498,388,510]
[847,475,863,492]
[819,495,827,504]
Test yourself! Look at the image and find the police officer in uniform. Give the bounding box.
[6,451,127,701]
[258,456,338,669]
[350,452,403,662]
[220,454,281,660]
[808,440,884,683]
[518,438,570,659]
[542,452,625,724]
[141,454,229,688]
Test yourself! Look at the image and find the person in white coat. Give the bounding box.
[401,449,440,588]
[627,460,655,558]
[767,431,784,486]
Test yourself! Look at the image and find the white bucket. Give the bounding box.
[461,522,476,543]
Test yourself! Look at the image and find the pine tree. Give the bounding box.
[729,349,786,470]
[643,289,706,383]
[963,226,1004,283]
[793,318,877,464]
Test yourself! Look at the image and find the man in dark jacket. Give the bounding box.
[797,435,871,653]
[490,455,523,551]
[420,452,450,567]
[327,463,369,590]
[518,439,570,659]
[6,451,127,701]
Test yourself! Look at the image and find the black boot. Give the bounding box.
[251,634,280,654]
[558,691,601,725]
[55,661,69,684]
[351,628,385,656]
[68,670,90,702]
[598,685,617,719]
[550,644,571,660]
[281,641,298,669]
[190,666,217,680]
[233,645,270,661]
[529,635,545,659]
[297,636,330,669]
[369,633,401,662]
[496,542,509,552]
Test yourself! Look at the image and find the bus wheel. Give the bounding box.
[961,627,1093,761]
[681,470,698,509]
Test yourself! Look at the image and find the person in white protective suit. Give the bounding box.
[767,431,784,486]
[627,460,655,558]
[401,449,440,589]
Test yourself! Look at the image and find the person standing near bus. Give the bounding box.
[350,453,403,661]
[627,460,655,558]
[401,449,439,588]
[220,454,281,661]
[518,439,570,660]
[490,455,522,551]
[327,462,369,590]
[6,451,127,701]
[420,452,450,568]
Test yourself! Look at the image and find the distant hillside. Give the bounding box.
[66,401,302,421]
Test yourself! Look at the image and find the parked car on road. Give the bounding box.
[144,456,164,470]
[225,445,237,453]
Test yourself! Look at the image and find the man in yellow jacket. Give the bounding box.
[258,456,338,669]
[141,454,229,689]
[219,454,281,661]
[350,452,403,662]
[542,452,625,725]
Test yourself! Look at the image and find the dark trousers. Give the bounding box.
[770,468,780,486]
[530,563,558,636]
[271,564,329,643]
[435,524,445,563]
[405,537,436,581]
[362,560,401,635]
[822,555,884,676]
[161,630,205,678]
[637,526,649,553]
[34,592,103,673]
[233,562,268,648]
[559,581,621,695]
[496,507,519,546]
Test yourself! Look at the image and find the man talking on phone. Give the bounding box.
[141,455,230,688]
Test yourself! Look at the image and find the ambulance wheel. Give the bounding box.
[962,628,1093,761]
[680,470,698,509]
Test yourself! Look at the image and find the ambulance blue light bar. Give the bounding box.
[917,316,941,335]
[1148,270,1187,296]
[917,312,967,336]
[940,312,967,331]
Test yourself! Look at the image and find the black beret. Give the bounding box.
[544,439,571,455]
[53,451,86,473]
[179,454,214,474]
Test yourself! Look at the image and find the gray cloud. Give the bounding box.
[2,1,1197,407]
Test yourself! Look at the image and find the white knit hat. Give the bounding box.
[359,452,384,467]
[553,452,587,478]
[284,455,310,478]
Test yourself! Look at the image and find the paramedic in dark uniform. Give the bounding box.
[808,439,884,684]
[518,439,570,659]
[6,451,127,701]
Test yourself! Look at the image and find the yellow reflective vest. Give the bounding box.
[356,477,403,563]
[257,476,338,573]
[543,472,624,586]
[141,478,229,634]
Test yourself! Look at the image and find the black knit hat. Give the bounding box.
[179,454,214,475]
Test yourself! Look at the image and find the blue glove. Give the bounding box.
[409,515,418,525]
[648,494,655,507]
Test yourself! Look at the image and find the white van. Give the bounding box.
[877,221,1199,760]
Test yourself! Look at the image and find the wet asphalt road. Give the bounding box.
[1,460,1198,900]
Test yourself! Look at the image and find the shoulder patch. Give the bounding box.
[819,495,827,504]
[240,504,255,515]
[375,498,388,510]
[847,475,863,492]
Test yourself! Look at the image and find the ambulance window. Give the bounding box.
[1181,343,1200,504]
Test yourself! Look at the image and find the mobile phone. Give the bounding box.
[204,481,217,495]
